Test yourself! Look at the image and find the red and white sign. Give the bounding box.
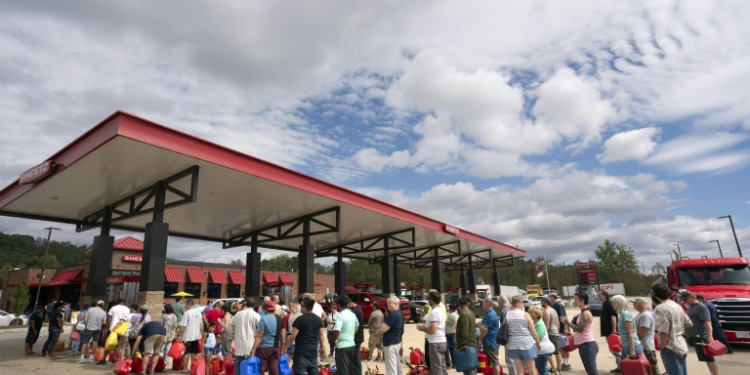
[122,255,143,263]
[409,285,426,290]
[400,282,407,287]
[444,224,460,236]
[106,276,123,285]
[19,160,55,184]
[575,261,598,269]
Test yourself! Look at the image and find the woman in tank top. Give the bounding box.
[562,293,598,375]
[506,295,541,375]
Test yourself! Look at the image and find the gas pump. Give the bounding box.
[446,287,462,305]
[409,285,427,301]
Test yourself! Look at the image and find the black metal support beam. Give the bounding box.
[334,247,346,297]
[77,166,199,232]
[316,228,415,258]
[459,265,467,292]
[491,253,500,298]
[467,254,476,295]
[431,248,444,293]
[224,206,340,249]
[298,219,315,294]
[393,263,401,297]
[381,237,395,294]
[85,209,113,299]
[246,234,261,297]
[140,183,170,292]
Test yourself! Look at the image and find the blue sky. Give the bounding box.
[1,1,750,271]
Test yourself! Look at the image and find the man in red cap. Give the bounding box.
[251,300,286,375]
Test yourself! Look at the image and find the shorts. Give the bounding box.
[368,331,383,348]
[689,338,715,363]
[484,346,499,366]
[144,335,166,354]
[507,345,538,361]
[184,340,201,354]
[81,329,101,345]
[25,331,40,344]
[549,334,560,355]
[204,346,216,356]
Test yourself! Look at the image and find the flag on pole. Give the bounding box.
[536,269,544,278]
[536,259,545,278]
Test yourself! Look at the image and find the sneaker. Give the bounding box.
[78,358,85,363]
[89,357,95,363]
[96,360,107,365]
[561,364,572,371]
[366,357,372,361]
[610,369,621,374]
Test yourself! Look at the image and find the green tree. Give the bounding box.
[230,259,244,265]
[11,278,29,315]
[0,264,11,288]
[595,240,639,282]
[651,262,666,276]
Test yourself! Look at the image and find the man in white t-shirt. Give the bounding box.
[417,291,448,375]
[178,299,204,371]
[633,297,661,375]
[99,299,130,364]
[304,293,328,323]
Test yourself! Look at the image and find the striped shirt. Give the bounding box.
[505,309,535,350]
[229,308,261,356]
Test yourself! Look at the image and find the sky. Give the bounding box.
[1,1,750,273]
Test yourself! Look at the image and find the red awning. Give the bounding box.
[345,285,354,291]
[228,270,244,284]
[262,272,276,285]
[208,269,227,284]
[165,267,185,283]
[278,273,294,286]
[49,269,83,286]
[187,268,207,283]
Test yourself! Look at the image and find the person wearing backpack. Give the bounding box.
[497,296,517,375]
[128,305,151,356]
[478,297,501,375]
[250,300,286,375]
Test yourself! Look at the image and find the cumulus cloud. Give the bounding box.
[598,127,661,163]
[645,132,750,174]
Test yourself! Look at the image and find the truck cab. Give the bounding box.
[526,284,544,299]
[667,256,750,342]
[321,292,411,323]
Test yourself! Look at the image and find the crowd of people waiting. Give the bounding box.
[20,281,731,375]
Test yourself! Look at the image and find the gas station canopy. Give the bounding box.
[0,111,524,267]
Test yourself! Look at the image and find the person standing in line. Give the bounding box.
[128,305,151,357]
[218,303,234,359]
[41,302,64,358]
[562,293,598,375]
[380,296,404,375]
[334,296,360,375]
[417,291,449,375]
[496,296,517,375]
[597,290,620,374]
[445,304,459,369]
[506,296,540,375]
[652,284,691,375]
[283,298,326,375]
[682,291,720,375]
[64,302,72,323]
[159,304,178,366]
[250,300,286,375]
[79,300,107,363]
[540,297,560,375]
[455,298,477,375]
[73,304,90,356]
[347,298,365,375]
[631,297,661,375]
[177,299,204,371]
[367,302,384,361]
[696,294,733,354]
[98,299,130,365]
[478,297,501,375]
[548,294,570,371]
[612,295,643,371]
[229,297,261,375]
[129,319,167,375]
[284,300,299,360]
[529,307,555,375]
[25,305,44,356]
[325,302,338,358]
[171,296,186,323]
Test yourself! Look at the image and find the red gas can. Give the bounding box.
[360,347,370,360]
[129,357,143,374]
[477,351,491,375]
[607,334,623,353]
[408,365,431,375]
[319,365,331,375]
[223,356,234,375]
[561,332,577,352]
[172,356,184,371]
[703,341,728,357]
[146,356,166,373]
[654,337,660,351]
[620,355,651,375]
[409,348,426,365]
[114,359,133,375]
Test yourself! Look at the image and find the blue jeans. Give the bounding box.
[621,343,643,360]
[42,328,61,354]
[660,348,687,375]
[534,353,552,375]
[445,333,457,367]
[577,341,599,375]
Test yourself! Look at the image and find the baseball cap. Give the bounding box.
[264,300,276,312]
[630,297,649,305]
[696,294,705,300]
[680,291,694,301]
[96,300,105,306]
[540,297,552,305]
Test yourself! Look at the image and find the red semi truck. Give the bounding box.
[321,290,412,323]
[666,256,750,343]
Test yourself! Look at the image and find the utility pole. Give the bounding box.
[33,227,61,310]
[641,262,646,274]
[718,215,743,257]
[709,240,724,258]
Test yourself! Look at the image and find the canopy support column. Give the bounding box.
[431,248,444,293]
[492,258,501,299]
[298,219,315,296]
[468,254,477,302]
[334,246,346,297]
[381,237,395,296]
[138,182,170,320]
[246,234,261,298]
[393,261,401,297]
[85,209,113,306]
[459,265,467,293]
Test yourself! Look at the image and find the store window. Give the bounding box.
[207,284,222,299]
[164,282,178,299]
[185,283,201,298]
[226,285,241,298]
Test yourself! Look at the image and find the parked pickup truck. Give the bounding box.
[321,292,411,323]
